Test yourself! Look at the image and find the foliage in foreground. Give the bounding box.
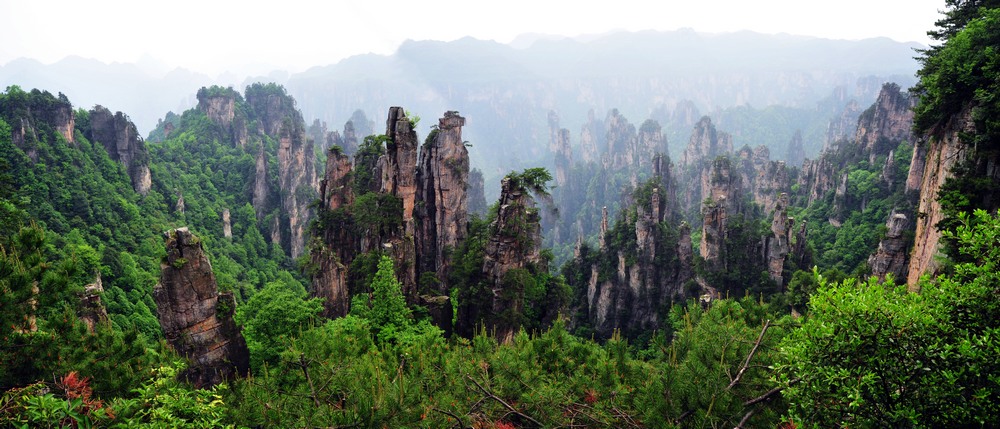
[226,295,788,428]
[781,209,1000,427]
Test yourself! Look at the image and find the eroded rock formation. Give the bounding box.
[416,111,469,287]
[87,106,152,195]
[153,228,249,388]
[855,83,915,162]
[765,194,793,288]
[548,111,573,186]
[197,88,249,147]
[79,273,109,333]
[870,213,911,281]
[700,156,744,271]
[575,178,692,338]
[476,176,543,342]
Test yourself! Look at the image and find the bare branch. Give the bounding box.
[467,375,543,428]
[743,377,799,407]
[432,408,470,429]
[735,408,756,428]
[728,319,771,390]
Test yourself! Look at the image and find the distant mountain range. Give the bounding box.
[2,30,922,188]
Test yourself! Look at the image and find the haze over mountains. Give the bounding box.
[2,29,922,189]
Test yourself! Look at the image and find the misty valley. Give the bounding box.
[2,3,1000,428]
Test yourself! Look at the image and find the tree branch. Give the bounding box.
[298,353,321,408]
[735,408,756,429]
[432,408,470,429]
[728,319,771,390]
[467,375,543,428]
[743,377,799,407]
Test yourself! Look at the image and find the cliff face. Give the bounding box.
[906,107,974,287]
[277,121,316,259]
[382,107,419,222]
[87,106,152,195]
[244,89,317,259]
[7,92,77,148]
[636,119,668,171]
[825,100,861,151]
[310,150,355,318]
[252,145,270,219]
[737,145,789,214]
[153,228,250,388]
[416,112,470,288]
[855,83,915,162]
[604,109,638,171]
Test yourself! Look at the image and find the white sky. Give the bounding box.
[0,0,944,76]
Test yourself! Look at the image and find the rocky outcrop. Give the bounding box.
[700,156,743,270]
[278,121,316,259]
[175,191,185,214]
[870,213,910,281]
[244,85,318,259]
[310,243,350,319]
[366,107,421,295]
[548,111,573,186]
[4,90,73,162]
[342,120,360,155]
[577,180,692,338]
[416,112,470,288]
[467,168,487,217]
[637,119,668,168]
[579,109,603,164]
[310,149,355,318]
[319,149,354,211]
[222,209,232,238]
[79,273,109,333]
[382,107,419,222]
[604,109,638,171]
[679,117,734,216]
[252,145,269,219]
[799,153,840,205]
[87,106,152,195]
[765,194,793,288]
[825,100,861,151]
[680,116,733,170]
[786,130,805,168]
[736,145,790,214]
[474,176,543,342]
[855,83,915,162]
[153,228,249,388]
[197,88,249,147]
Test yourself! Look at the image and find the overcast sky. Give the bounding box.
[0,0,944,76]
